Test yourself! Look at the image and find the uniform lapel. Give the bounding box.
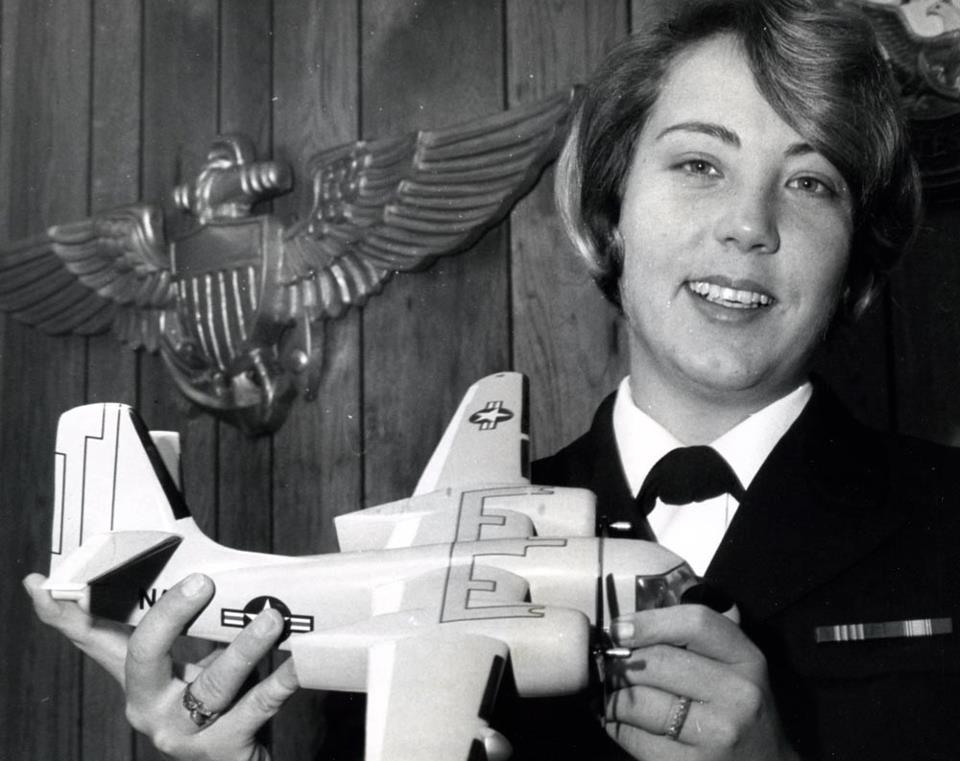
[704,382,909,622]
[556,393,640,535]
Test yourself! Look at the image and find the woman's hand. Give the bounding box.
[23,572,298,761]
[605,604,800,761]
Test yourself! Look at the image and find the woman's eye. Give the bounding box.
[788,176,835,196]
[676,159,719,177]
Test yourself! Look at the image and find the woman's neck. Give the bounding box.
[626,372,801,445]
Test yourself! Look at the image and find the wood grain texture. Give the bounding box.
[507,0,629,458]
[138,4,220,758]
[217,0,274,554]
[271,0,363,756]
[140,0,219,534]
[0,2,91,759]
[84,2,144,758]
[87,0,141,407]
[361,0,510,505]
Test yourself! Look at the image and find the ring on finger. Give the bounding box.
[183,681,220,728]
[664,695,692,741]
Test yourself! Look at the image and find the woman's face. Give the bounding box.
[618,34,853,410]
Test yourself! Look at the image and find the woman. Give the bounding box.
[25,1,958,760]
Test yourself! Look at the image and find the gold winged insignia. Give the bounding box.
[0,89,577,433]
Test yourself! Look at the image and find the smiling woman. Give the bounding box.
[617,34,856,439]
[20,2,960,761]
[556,0,920,443]
[532,2,960,761]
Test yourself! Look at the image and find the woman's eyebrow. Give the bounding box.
[785,142,815,158]
[656,121,739,146]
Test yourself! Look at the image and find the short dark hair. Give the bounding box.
[556,0,921,319]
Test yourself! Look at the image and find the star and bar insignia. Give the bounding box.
[469,401,514,431]
[221,595,314,642]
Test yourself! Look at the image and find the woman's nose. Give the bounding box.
[713,185,780,254]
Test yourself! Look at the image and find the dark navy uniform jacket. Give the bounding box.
[495,380,960,761]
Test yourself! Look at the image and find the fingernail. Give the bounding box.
[251,610,280,636]
[611,619,635,644]
[181,574,207,597]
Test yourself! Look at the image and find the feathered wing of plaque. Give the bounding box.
[0,89,577,434]
[853,0,960,198]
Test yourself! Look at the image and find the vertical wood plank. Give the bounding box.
[138,3,219,758]
[217,0,274,555]
[140,0,219,534]
[84,2,143,758]
[507,0,629,458]
[361,0,510,505]
[0,2,91,759]
[271,0,363,756]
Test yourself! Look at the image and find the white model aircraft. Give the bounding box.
[43,372,696,761]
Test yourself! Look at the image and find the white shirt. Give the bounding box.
[612,377,812,575]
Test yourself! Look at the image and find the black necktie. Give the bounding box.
[635,446,745,517]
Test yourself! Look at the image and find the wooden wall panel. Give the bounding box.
[84,2,143,758]
[140,0,220,541]
[217,1,274,554]
[0,3,91,759]
[507,0,629,458]
[271,0,362,756]
[138,4,219,759]
[361,0,510,505]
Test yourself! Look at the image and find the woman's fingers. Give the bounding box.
[612,604,760,665]
[607,643,728,700]
[186,608,285,715]
[125,574,215,709]
[22,573,130,685]
[607,684,714,743]
[216,657,300,736]
[605,717,692,761]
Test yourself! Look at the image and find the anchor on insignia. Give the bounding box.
[0,89,577,434]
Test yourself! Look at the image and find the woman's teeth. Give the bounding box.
[687,280,773,309]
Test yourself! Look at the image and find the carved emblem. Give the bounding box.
[854,0,960,197]
[0,90,576,433]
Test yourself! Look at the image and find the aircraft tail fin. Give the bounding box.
[45,403,192,599]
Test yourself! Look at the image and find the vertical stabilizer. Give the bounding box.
[48,403,189,585]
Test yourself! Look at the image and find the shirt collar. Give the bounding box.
[612,377,812,497]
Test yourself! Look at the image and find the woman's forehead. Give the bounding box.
[641,35,808,152]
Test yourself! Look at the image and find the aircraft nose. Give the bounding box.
[599,538,696,619]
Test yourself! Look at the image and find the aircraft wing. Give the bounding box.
[365,632,511,761]
[413,372,529,495]
[336,372,597,551]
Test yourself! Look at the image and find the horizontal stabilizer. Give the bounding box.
[44,530,181,600]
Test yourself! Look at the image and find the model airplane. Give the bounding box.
[42,372,697,761]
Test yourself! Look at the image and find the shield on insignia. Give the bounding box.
[171,216,282,374]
